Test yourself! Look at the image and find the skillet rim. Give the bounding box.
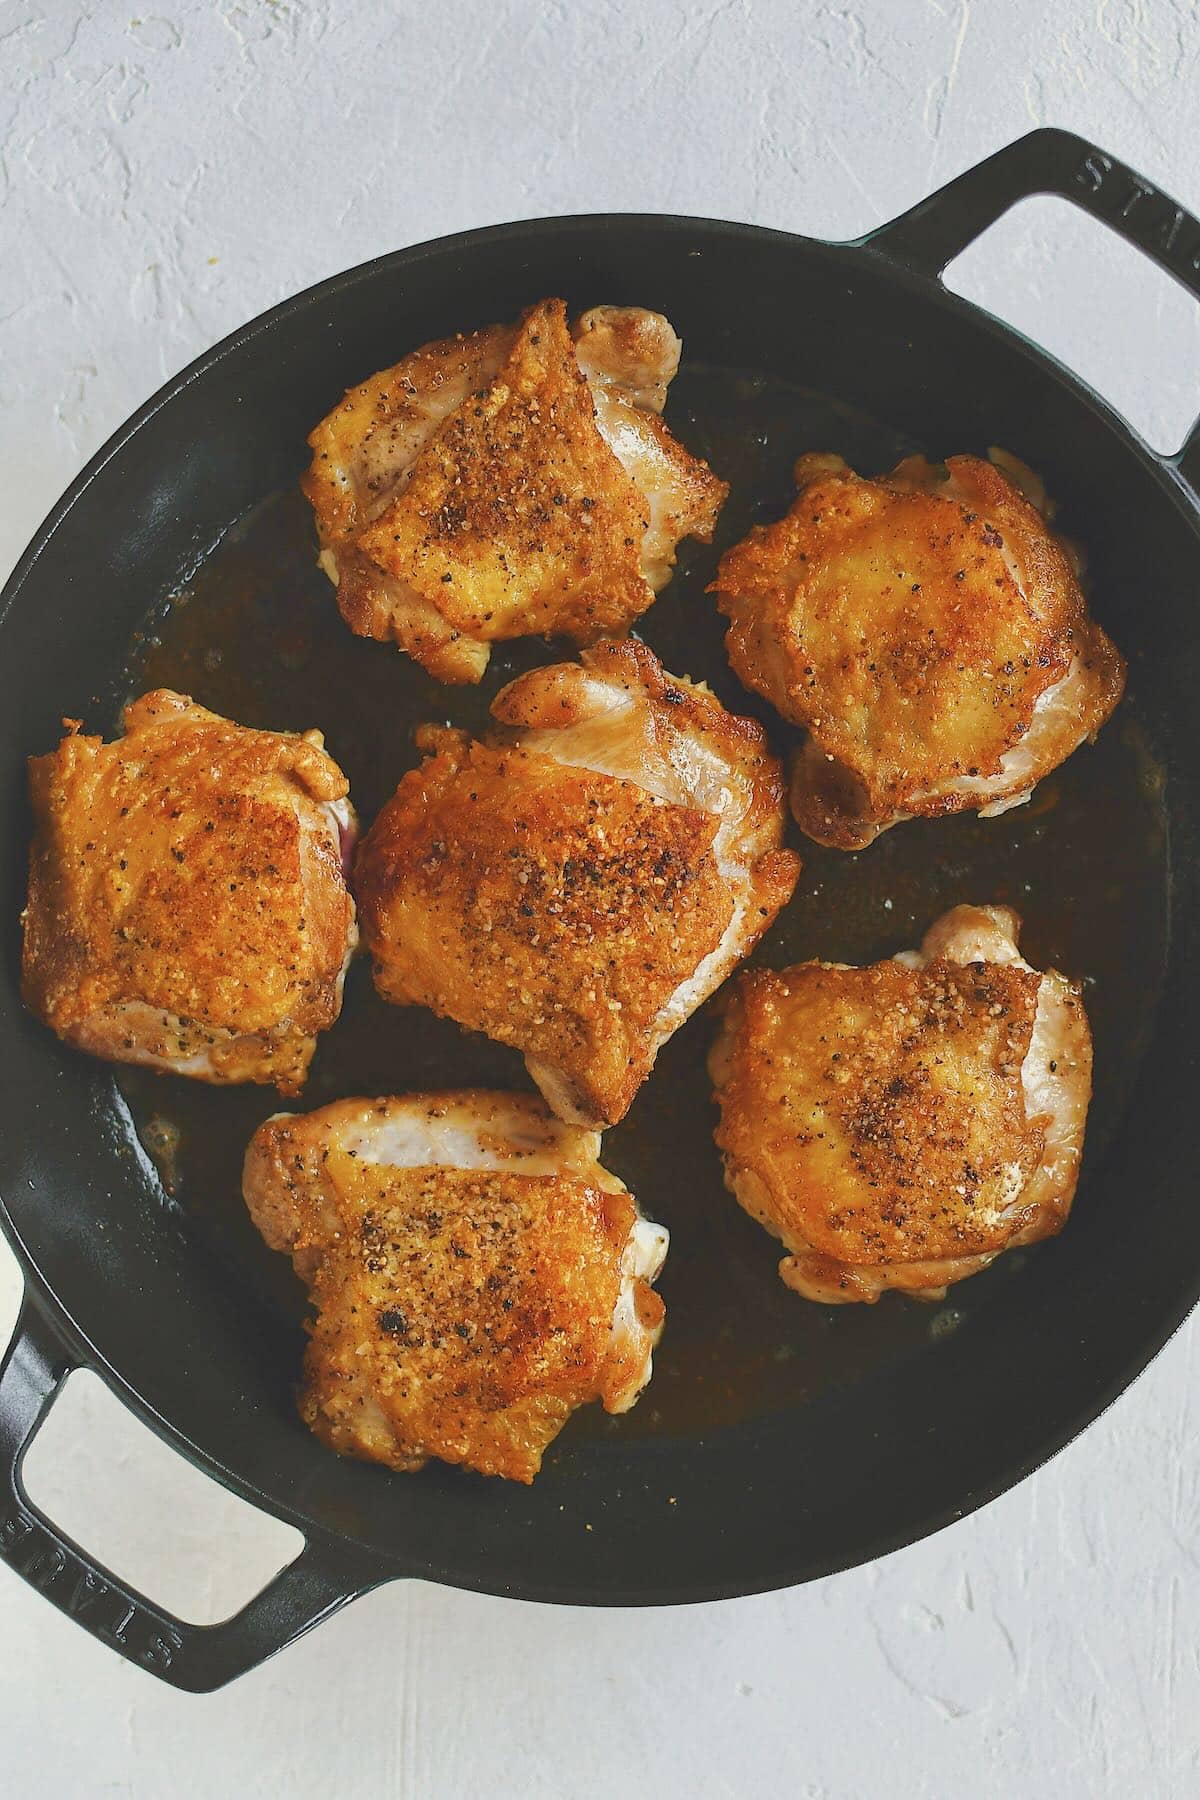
[1,206,1199,1608]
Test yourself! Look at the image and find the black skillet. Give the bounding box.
[2,128,1199,1691]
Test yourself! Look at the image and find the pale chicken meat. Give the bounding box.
[22,691,357,1095]
[354,638,801,1128]
[242,1091,668,1483]
[711,451,1126,848]
[302,298,727,682]
[708,904,1092,1302]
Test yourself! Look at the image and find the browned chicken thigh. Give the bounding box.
[242,1091,668,1482]
[354,639,801,1127]
[711,452,1125,848]
[709,905,1092,1302]
[303,298,727,682]
[22,691,357,1094]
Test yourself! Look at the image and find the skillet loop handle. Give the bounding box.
[0,1298,384,1691]
[869,126,1200,484]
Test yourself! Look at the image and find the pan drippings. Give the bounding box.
[117,364,1168,1453]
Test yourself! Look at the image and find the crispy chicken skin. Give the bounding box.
[711,451,1126,848]
[302,298,727,683]
[242,1091,668,1483]
[354,639,801,1128]
[22,691,357,1095]
[708,904,1092,1302]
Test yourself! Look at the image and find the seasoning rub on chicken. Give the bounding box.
[22,691,357,1095]
[711,451,1125,848]
[354,639,802,1128]
[242,1091,668,1483]
[303,299,727,682]
[709,905,1092,1303]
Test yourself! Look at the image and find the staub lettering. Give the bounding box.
[0,1512,33,1554]
[1075,149,1200,275]
[0,1506,183,1670]
[1076,151,1112,192]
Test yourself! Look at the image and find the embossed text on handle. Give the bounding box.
[0,1505,183,1670]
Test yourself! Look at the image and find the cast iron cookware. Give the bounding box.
[2,130,1199,1690]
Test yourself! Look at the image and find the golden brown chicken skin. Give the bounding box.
[303,298,727,683]
[242,1091,668,1483]
[354,639,801,1127]
[711,452,1125,848]
[708,905,1092,1302]
[22,691,357,1095]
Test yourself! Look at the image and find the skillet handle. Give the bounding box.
[868,126,1200,485]
[0,1297,385,1692]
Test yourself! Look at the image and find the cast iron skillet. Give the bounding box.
[2,129,1199,1692]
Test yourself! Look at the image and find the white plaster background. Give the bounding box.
[3,2,1200,1793]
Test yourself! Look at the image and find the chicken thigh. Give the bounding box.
[708,904,1092,1302]
[354,638,801,1127]
[303,298,727,682]
[711,452,1125,848]
[22,690,357,1094]
[242,1091,668,1482]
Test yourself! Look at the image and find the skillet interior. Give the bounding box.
[0,217,1197,1603]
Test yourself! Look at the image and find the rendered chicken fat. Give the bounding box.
[242,1092,668,1482]
[708,905,1093,1302]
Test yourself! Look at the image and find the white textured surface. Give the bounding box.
[3,1,1200,1793]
